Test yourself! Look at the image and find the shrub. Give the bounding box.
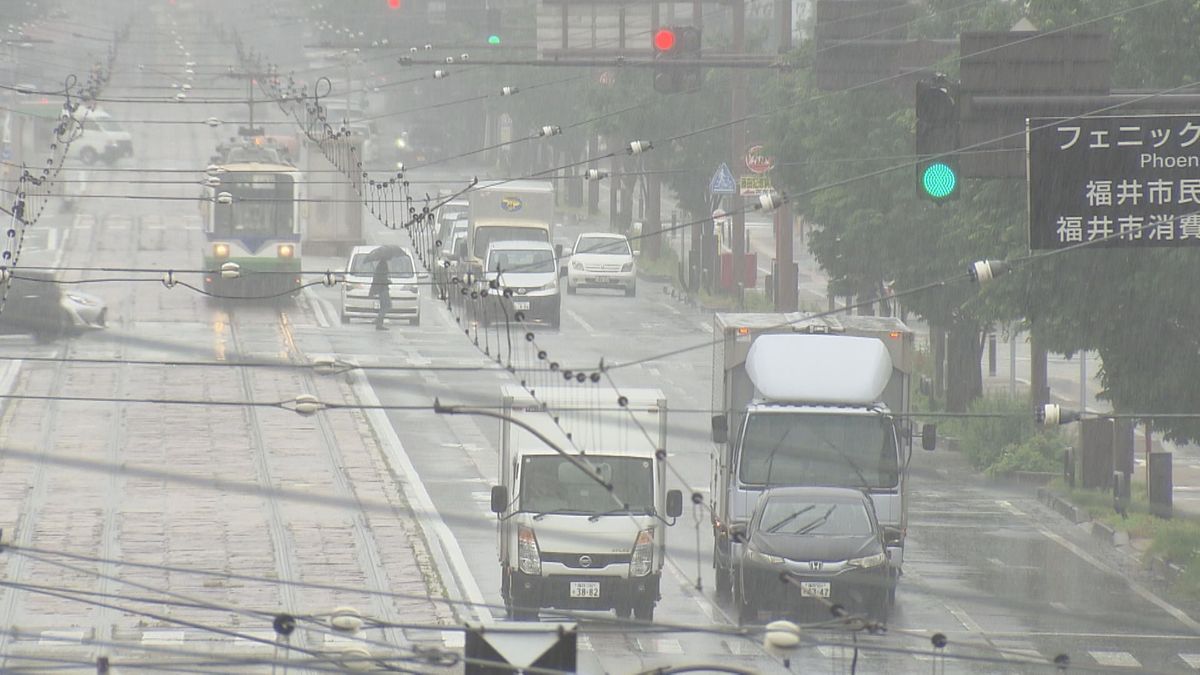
[944,395,1036,470]
[987,432,1067,477]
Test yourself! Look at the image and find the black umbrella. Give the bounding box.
[361,244,405,262]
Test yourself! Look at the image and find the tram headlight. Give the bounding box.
[213,243,230,258]
[278,244,295,258]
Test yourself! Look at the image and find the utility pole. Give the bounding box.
[729,0,747,300]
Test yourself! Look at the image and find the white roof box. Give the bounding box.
[746,334,892,405]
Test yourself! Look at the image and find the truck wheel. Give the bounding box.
[714,566,732,602]
[734,577,753,626]
[633,601,654,622]
[614,602,631,619]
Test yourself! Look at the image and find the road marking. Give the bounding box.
[944,601,984,633]
[637,637,683,654]
[997,499,1200,633]
[141,630,186,646]
[302,287,332,328]
[664,556,717,624]
[442,630,465,648]
[565,308,595,334]
[1089,650,1140,667]
[698,321,712,334]
[46,227,57,252]
[578,635,594,651]
[38,630,84,646]
[349,369,493,625]
[1180,653,1200,668]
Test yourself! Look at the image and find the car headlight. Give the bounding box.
[213,243,230,258]
[517,526,541,575]
[745,548,785,566]
[630,528,655,577]
[570,260,584,270]
[395,137,408,149]
[847,552,887,569]
[65,293,95,306]
[621,262,633,273]
[277,244,294,258]
[538,280,557,292]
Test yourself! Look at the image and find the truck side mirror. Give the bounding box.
[921,423,937,451]
[728,522,748,542]
[490,485,508,513]
[666,490,683,519]
[711,414,728,444]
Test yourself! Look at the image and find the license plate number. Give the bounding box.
[800,582,831,598]
[512,301,531,310]
[588,277,614,284]
[569,582,600,598]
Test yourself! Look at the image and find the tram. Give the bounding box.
[200,143,304,299]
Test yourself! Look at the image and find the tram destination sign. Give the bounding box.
[1028,114,1200,250]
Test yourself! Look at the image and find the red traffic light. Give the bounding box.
[388,0,401,8]
[653,28,676,52]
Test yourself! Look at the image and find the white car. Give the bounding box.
[481,240,563,328]
[567,232,636,296]
[340,245,424,326]
[71,108,133,165]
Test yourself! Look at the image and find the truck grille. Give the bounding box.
[540,552,630,569]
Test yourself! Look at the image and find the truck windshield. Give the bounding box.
[474,226,549,259]
[520,456,654,516]
[738,413,899,489]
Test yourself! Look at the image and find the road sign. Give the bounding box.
[744,144,775,174]
[710,162,736,194]
[739,174,773,196]
[1028,114,1200,250]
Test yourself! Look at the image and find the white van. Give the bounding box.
[71,108,133,165]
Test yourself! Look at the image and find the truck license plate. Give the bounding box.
[513,301,531,311]
[569,582,600,598]
[800,581,831,598]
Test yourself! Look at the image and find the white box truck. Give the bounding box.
[490,385,683,621]
[461,180,557,274]
[709,313,934,604]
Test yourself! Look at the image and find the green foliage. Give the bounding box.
[636,248,680,281]
[1148,519,1200,566]
[986,432,1066,477]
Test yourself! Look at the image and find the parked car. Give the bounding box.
[478,240,563,328]
[0,271,107,342]
[732,486,892,626]
[566,232,636,296]
[434,220,468,300]
[340,245,424,326]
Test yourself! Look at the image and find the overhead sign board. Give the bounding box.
[1028,114,1200,250]
[710,162,736,194]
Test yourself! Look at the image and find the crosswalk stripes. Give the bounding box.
[1089,650,1141,668]
[636,637,683,654]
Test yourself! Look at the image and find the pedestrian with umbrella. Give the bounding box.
[365,245,401,330]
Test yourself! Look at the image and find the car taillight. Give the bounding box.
[630,528,654,577]
[517,526,541,575]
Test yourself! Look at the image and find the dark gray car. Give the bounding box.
[732,486,892,626]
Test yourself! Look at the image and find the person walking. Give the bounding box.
[370,257,391,330]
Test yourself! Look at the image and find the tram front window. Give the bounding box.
[214,174,295,237]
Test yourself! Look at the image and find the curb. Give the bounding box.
[1037,488,1188,584]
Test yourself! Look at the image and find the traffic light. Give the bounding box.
[387,0,401,8]
[486,8,501,45]
[915,75,960,202]
[652,26,701,94]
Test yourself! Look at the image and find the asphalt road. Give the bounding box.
[5,4,1200,674]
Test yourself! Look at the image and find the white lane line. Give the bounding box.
[565,308,595,334]
[698,321,712,334]
[997,499,1200,633]
[1179,653,1200,669]
[1089,650,1141,667]
[663,556,717,624]
[38,630,84,646]
[46,227,58,252]
[349,369,493,625]
[141,630,185,646]
[944,601,984,633]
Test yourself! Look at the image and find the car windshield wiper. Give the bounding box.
[794,505,838,536]
[766,504,816,534]
[588,506,638,522]
[531,509,589,521]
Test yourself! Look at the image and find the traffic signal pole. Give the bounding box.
[730,0,747,304]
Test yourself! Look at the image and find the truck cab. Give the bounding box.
[492,386,682,622]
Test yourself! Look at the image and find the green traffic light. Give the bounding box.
[488,35,501,45]
[921,162,957,199]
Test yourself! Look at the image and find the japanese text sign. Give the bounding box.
[1028,114,1200,250]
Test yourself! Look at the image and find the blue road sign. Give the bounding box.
[710,162,736,194]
